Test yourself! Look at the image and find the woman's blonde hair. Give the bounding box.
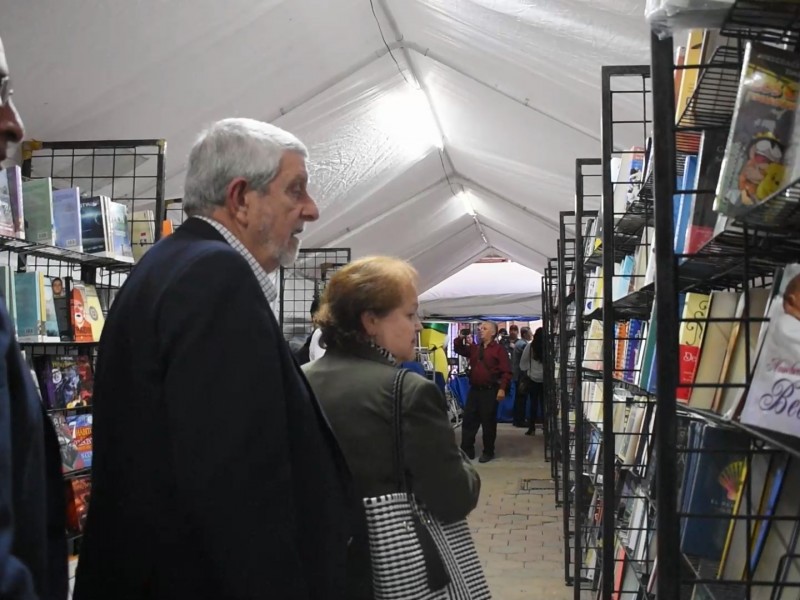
[317,256,418,349]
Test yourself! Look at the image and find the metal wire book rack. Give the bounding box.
[279,248,351,344]
[648,3,800,598]
[597,65,658,600]
[543,257,560,485]
[573,158,603,597]
[557,209,580,585]
[13,138,168,558]
[22,139,167,288]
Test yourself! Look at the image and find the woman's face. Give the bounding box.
[362,285,422,363]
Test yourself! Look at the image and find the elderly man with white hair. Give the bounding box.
[74,119,354,600]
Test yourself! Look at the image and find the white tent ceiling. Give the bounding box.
[1,0,651,297]
[420,260,543,319]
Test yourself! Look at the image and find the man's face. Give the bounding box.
[241,151,319,272]
[479,322,495,344]
[0,38,24,164]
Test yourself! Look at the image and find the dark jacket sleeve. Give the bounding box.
[401,374,480,523]
[157,251,309,599]
[0,301,67,600]
[0,342,41,600]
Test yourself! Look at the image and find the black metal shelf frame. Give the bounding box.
[558,211,578,585]
[542,258,561,491]
[12,138,168,557]
[574,158,602,596]
[649,5,800,597]
[600,64,655,600]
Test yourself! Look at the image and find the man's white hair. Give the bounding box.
[183,118,308,217]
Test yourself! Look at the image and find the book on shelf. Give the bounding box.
[740,263,800,439]
[52,187,83,252]
[22,178,55,245]
[65,476,91,536]
[715,42,800,221]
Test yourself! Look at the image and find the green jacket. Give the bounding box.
[302,345,481,523]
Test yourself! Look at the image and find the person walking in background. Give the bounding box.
[520,328,545,436]
[303,256,480,599]
[295,296,325,365]
[0,33,68,600]
[512,326,533,427]
[454,321,512,463]
[74,118,353,600]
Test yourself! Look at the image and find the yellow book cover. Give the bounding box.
[82,284,106,342]
[678,292,711,402]
[675,29,705,123]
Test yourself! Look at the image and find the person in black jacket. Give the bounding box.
[74,118,353,600]
[0,35,68,600]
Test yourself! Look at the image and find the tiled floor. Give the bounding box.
[68,423,571,599]
[467,423,573,600]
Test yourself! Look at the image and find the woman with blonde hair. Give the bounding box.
[303,256,481,599]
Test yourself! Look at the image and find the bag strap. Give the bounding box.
[391,368,410,494]
[390,368,452,591]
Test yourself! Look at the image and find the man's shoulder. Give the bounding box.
[145,233,252,285]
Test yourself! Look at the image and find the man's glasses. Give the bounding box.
[0,77,13,107]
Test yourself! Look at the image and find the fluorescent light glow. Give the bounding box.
[458,190,476,216]
[374,86,443,156]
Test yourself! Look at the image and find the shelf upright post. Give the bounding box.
[650,31,681,600]
[574,158,601,597]
[600,67,617,600]
[557,222,573,585]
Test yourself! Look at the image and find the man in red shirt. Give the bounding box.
[454,321,512,463]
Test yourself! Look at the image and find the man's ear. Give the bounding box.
[224,177,250,220]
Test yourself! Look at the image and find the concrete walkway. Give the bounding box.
[468,423,573,600]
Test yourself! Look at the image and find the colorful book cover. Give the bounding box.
[0,168,18,237]
[49,413,85,473]
[0,265,15,327]
[82,284,106,341]
[13,271,43,341]
[42,277,61,341]
[79,196,110,254]
[689,291,741,410]
[4,165,24,239]
[51,276,72,341]
[678,292,711,402]
[38,355,93,410]
[21,178,55,245]
[70,283,95,342]
[66,414,92,468]
[715,43,800,216]
[740,264,800,438]
[131,209,155,262]
[680,424,751,561]
[52,187,83,251]
[108,201,132,258]
[687,129,728,254]
[674,154,698,254]
[65,477,91,535]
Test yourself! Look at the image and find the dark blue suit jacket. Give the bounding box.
[73,218,353,600]
[0,298,67,599]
